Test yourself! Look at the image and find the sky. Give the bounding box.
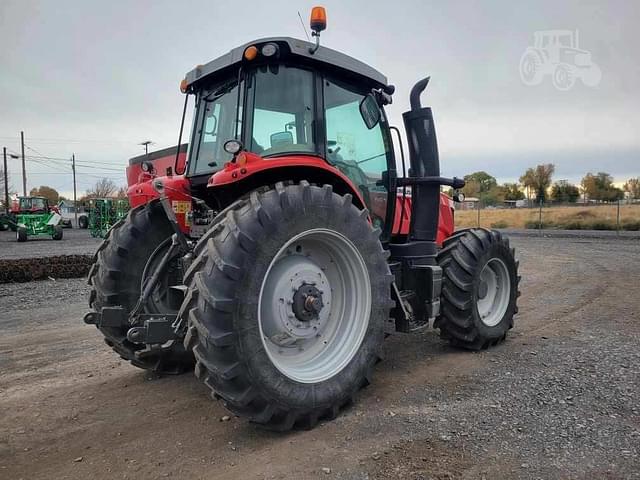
[1,0,638,198]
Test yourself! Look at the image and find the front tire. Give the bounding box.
[52,225,63,240]
[88,200,193,374]
[17,227,27,242]
[435,229,519,350]
[181,182,392,430]
[553,63,576,91]
[78,215,88,229]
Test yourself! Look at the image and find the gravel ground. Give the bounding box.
[0,236,638,479]
[0,228,101,259]
[500,228,640,240]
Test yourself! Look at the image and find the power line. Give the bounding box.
[10,140,127,195]
[23,151,125,171]
[0,136,137,145]
[24,159,124,178]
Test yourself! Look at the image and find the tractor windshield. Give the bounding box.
[247,65,316,157]
[189,78,240,176]
[18,198,31,210]
[19,197,46,211]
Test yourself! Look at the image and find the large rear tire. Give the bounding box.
[435,228,519,350]
[88,200,193,374]
[181,182,392,430]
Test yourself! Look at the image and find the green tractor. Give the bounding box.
[14,196,64,242]
[79,198,129,238]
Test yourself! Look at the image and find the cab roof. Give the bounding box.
[184,37,387,89]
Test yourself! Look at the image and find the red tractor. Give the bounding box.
[85,8,519,430]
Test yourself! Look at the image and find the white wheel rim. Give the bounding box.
[476,258,510,327]
[258,228,371,384]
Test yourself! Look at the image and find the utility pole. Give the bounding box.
[72,153,78,227]
[2,149,19,213]
[20,131,26,196]
[2,148,8,213]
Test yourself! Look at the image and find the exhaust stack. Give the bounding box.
[402,77,440,243]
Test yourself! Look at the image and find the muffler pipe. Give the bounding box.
[402,76,440,243]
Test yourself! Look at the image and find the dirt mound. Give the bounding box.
[0,255,92,283]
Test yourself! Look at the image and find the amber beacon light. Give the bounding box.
[308,7,327,54]
[310,6,327,32]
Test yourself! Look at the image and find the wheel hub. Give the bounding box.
[293,284,324,321]
[260,254,332,347]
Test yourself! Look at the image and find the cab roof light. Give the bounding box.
[261,43,279,57]
[309,7,327,54]
[244,45,258,61]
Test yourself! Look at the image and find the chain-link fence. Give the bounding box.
[455,199,640,232]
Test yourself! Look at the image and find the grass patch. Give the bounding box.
[622,220,640,231]
[524,220,555,229]
[456,204,640,231]
[490,220,509,229]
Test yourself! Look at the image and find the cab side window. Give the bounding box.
[324,78,390,226]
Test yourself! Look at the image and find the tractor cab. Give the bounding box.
[180,36,397,235]
[13,196,49,214]
[13,196,63,242]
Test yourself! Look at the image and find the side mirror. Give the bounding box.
[270,131,294,147]
[359,94,381,130]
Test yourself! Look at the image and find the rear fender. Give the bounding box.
[127,175,192,233]
[207,152,367,210]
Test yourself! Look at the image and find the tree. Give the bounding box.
[623,178,640,199]
[461,178,481,199]
[550,181,580,203]
[520,164,554,203]
[86,178,117,198]
[502,183,525,201]
[581,172,624,202]
[482,185,507,206]
[519,168,536,203]
[29,185,60,204]
[460,171,501,205]
[463,171,497,194]
[116,185,128,199]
